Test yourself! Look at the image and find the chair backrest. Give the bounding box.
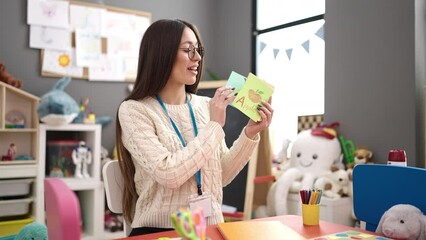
[353,164,426,232]
[44,178,81,240]
[102,160,131,236]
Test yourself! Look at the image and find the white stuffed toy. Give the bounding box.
[314,165,350,199]
[255,125,343,217]
[376,204,426,240]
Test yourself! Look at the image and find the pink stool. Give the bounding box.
[44,178,81,240]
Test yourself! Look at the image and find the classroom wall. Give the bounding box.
[0,0,252,210]
[0,0,251,154]
[325,0,426,167]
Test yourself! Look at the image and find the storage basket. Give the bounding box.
[0,179,33,198]
[0,198,32,218]
[0,217,33,236]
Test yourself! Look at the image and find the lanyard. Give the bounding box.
[156,94,202,196]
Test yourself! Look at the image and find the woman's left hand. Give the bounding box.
[244,97,273,139]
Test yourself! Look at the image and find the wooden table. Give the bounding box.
[116,215,381,239]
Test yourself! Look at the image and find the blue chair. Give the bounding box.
[352,164,426,232]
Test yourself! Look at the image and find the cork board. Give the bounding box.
[39,1,151,82]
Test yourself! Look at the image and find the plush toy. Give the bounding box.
[15,222,48,240]
[0,61,23,88]
[376,204,426,240]
[104,209,124,232]
[255,124,343,217]
[37,77,80,126]
[314,165,350,199]
[346,146,373,169]
[271,139,291,179]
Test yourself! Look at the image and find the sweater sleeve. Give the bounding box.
[118,100,225,189]
[219,129,260,186]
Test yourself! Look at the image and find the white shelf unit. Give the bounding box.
[0,81,40,236]
[37,124,108,240]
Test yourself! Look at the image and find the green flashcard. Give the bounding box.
[226,71,246,91]
[232,73,274,122]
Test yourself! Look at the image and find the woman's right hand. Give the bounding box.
[209,86,236,127]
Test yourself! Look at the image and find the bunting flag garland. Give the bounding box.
[259,41,267,54]
[273,48,280,59]
[315,25,324,40]
[285,49,292,60]
[302,40,310,53]
[259,23,324,61]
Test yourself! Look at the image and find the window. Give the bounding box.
[255,0,325,155]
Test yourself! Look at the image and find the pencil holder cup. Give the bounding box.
[302,204,320,226]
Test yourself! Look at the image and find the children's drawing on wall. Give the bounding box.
[103,34,139,80]
[121,57,138,80]
[30,25,71,51]
[75,29,102,67]
[27,0,69,29]
[70,5,103,34]
[42,49,83,77]
[88,54,125,81]
[101,11,149,38]
[107,34,140,57]
[132,15,151,37]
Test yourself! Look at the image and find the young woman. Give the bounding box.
[116,19,273,236]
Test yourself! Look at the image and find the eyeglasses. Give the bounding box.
[179,46,205,60]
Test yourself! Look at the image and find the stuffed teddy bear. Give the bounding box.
[346,147,373,169]
[0,61,23,88]
[255,124,343,217]
[37,77,80,126]
[376,204,426,240]
[314,165,350,199]
[15,222,48,240]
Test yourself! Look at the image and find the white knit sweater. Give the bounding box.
[118,94,259,228]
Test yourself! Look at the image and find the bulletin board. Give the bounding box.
[35,0,151,82]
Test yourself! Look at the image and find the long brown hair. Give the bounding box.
[115,19,204,224]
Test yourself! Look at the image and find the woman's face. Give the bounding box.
[168,27,202,87]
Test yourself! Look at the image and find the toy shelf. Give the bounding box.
[0,81,40,166]
[0,82,40,237]
[37,124,104,240]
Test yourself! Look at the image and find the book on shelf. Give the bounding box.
[226,71,274,122]
[217,220,306,240]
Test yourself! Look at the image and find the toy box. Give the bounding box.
[46,139,79,178]
[0,217,33,236]
[287,192,355,227]
[0,179,33,198]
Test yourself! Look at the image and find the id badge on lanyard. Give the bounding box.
[188,192,212,217]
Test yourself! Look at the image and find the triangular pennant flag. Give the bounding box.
[285,49,293,60]
[302,40,310,53]
[315,24,324,40]
[273,48,280,59]
[259,41,267,54]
